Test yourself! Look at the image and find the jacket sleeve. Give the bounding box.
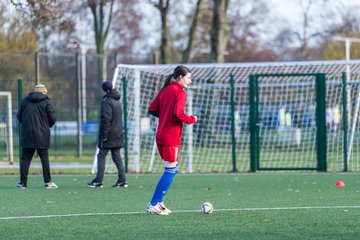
[17,100,24,123]
[100,100,112,139]
[173,91,197,124]
[46,100,56,128]
[148,93,160,118]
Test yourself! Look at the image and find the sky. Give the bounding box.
[263,0,360,48]
[270,0,360,28]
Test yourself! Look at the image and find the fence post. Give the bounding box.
[315,73,327,172]
[249,74,258,172]
[230,74,238,172]
[122,76,128,173]
[342,72,348,171]
[76,53,83,157]
[35,52,40,85]
[187,90,194,173]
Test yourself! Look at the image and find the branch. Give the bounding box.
[148,0,160,9]
[87,0,99,45]
[103,0,115,41]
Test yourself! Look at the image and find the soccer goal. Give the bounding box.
[100,60,360,173]
[0,91,13,164]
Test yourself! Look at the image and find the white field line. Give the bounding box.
[2,172,360,178]
[1,205,360,221]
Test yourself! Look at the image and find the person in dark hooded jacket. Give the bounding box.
[16,84,57,189]
[88,81,127,188]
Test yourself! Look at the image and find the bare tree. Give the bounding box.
[0,2,39,99]
[181,0,203,63]
[225,0,277,62]
[294,0,322,59]
[319,6,360,60]
[273,0,331,60]
[87,0,114,54]
[149,0,170,64]
[110,1,142,55]
[10,0,76,45]
[9,0,137,55]
[209,0,230,63]
[0,4,36,53]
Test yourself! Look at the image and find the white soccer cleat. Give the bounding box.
[146,203,169,216]
[45,182,58,189]
[158,202,172,214]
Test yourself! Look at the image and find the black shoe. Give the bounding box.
[87,182,103,188]
[16,183,27,189]
[112,182,128,188]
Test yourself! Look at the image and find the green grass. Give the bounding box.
[1,173,360,239]
[1,129,360,173]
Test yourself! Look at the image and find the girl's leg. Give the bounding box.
[150,160,178,206]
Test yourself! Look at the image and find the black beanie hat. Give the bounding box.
[102,81,113,92]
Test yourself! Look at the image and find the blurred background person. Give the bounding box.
[88,81,127,188]
[16,84,57,189]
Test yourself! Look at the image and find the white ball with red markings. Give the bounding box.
[201,202,213,214]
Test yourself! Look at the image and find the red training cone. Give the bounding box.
[335,180,345,187]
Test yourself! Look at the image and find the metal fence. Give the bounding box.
[2,54,360,174]
[0,52,152,174]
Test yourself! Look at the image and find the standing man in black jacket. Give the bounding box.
[88,81,127,188]
[16,84,57,189]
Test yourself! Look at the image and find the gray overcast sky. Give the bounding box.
[270,0,360,25]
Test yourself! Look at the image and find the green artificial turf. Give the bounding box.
[1,173,360,239]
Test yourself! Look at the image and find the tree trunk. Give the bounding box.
[160,6,168,64]
[181,0,203,63]
[87,0,114,82]
[209,0,229,63]
[88,0,114,55]
[153,0,170,64]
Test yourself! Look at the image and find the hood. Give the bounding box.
[27,92,48,103]
[104,89,120,100]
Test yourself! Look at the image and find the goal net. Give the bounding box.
[104,61,360,173]
[0,92,13,164]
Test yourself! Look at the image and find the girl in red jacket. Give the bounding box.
[146,65,198,215]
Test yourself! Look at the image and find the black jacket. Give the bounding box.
[98,89,124,149]
[17,92,56,149]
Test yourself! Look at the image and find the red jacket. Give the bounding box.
[149,82,197,146]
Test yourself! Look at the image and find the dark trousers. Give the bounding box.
[94,148,126,184]
[20,148,52,185]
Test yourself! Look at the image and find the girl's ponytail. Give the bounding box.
[162,74,173,89]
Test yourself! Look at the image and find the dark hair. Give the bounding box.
[162,65,191,89]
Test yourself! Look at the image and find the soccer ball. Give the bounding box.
[201,202,213,214]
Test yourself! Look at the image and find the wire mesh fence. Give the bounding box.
[1,52,360,173]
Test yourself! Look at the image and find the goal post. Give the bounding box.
[0,91,13,164]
